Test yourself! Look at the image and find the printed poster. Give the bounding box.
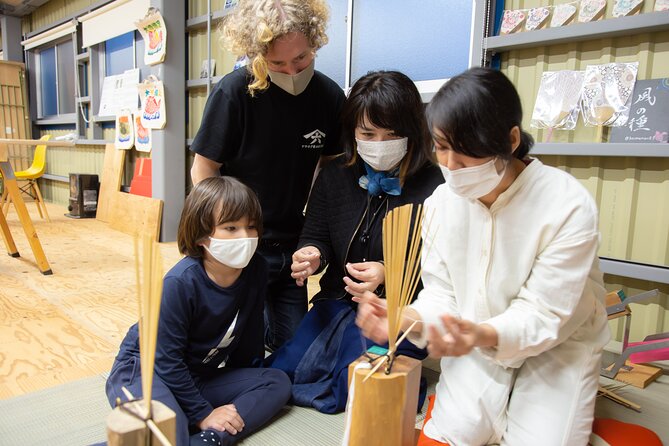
[98,69,140,117]
[609,78,669,143]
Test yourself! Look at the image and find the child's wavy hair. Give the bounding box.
[221,0,329,95]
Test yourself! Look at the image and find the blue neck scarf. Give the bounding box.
[358,163,401,196]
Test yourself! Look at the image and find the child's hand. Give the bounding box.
[353,291,389,344]
[343,261,385,297]
[291,247,321,286]
[198,404,245,435]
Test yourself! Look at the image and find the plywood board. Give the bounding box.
[109,191,163,242]
[96,144,126,223]
[605,360,663,389]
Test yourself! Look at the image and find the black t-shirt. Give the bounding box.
[190,68,346,241]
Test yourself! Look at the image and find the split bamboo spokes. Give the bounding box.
[363,320,419,382]
[118,387,173,446]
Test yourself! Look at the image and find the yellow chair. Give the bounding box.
[2,135,52,222]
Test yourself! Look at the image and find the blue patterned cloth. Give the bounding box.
[265,299,427,414]
[358,164,401,196]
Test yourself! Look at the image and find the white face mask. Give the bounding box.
[439,158,507,199]
[356,137,408,172]
[204,237,258,269]
[268,60,315,96]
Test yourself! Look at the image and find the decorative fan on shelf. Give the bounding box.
[531,70,585,141]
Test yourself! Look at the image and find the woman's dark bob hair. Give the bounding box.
[177,176,262,258]
[340,70,433,183]
[426,67,534,160]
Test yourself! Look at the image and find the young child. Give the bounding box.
[106,176,291,446]
[356,67,610,445]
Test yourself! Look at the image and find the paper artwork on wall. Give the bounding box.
[655,0,669,11]
[578,0,607,22]
[525,7,551,30]
[550,3,578,27]
[531,71,585,139]
[139,75,166,129]
[500,9,526,34]
[580,62,639,127]
[610,78,669,143]
[134,110,152,152]
[98,69,140,117]
[613,0,644,16]
[115,110,134,150]
[135,8,167,66]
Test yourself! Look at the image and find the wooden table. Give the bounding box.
[0,138,74,275]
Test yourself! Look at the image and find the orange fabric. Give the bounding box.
[417,395,450,446]
[592,418,662,446]
[416,402,662,446]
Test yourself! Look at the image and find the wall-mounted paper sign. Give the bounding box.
[609,79,669,143]
[115,110,134,150]
[134,110,152,152]
[138,75,166,129]
[135,9,166,66]
[99,69,140,117]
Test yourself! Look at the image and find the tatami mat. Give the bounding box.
[0,367,439,446]
[0,374,109,446]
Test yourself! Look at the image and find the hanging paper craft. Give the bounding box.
[139,76,166,129]
[613,0,644,16]
[115,110,134,150]
[500,10,526,34]
[579,0,607,22]
[610,78,669,143]
[580,62,639,127]
[531,71,585,141]
[655,0,669,11]
[551,3,578,27]
[134,110,152,152]
[525,7,551,30]
[135,8,167,66]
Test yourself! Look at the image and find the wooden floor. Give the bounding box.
[0,202,178,398]
[0,202,322,399]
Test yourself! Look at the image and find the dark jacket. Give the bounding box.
[299,157,444,302]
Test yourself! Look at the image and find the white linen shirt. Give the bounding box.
[410,158,608,368]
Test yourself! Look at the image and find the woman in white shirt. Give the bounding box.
[354,67,610,446]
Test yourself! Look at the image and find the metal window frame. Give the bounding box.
[32,35,77,121]
[342,0,482,100]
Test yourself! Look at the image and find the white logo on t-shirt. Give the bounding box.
[303,129,326,146]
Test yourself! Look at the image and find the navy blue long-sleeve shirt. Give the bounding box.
[118,254,267,424]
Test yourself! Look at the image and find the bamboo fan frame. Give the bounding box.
[364,203,429,381]
[109,235,170,445]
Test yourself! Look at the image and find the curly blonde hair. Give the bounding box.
[221,0,329,95]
